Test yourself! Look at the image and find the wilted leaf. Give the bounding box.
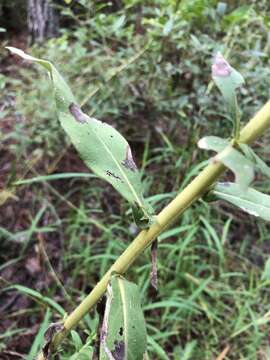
[212,52,244,111]
[198,136,254,190]
[213,182,270,221]
[7,47,153,226]
[212,52,244,137]
[42,322,65,360]
[100,275,147,360]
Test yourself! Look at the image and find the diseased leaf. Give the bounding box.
[7,47,153,226]
[212,52,244,138]
[42,322,65,360]
[198,136,254,190]
[150,239,158,291]
[212,52,244,112]
[213,182,270,221]
[100,275,147,360]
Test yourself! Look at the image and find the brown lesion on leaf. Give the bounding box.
[106,170,123,182]
[41,322,65,359]
[111,340,125,360]
[150,239,158,291]
[122,145,138,172]
[212,52,232,78]
[69,103,89,124]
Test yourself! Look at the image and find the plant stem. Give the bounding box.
[38,100,270,359]
[233,95,241,140]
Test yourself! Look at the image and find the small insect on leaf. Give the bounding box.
[198,136,254,190]
[213,182,270,221]
[7,47,154,226]
[100,275,147,360]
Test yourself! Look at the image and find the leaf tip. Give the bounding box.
[197,137,208,149]
[5,46,29,59]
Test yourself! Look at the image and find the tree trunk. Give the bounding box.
[27,0,58,43]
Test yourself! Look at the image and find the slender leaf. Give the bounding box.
[240,143,270,178]
[7,47,153,227]
[5,284,65,316]
[100,275,147,360]
[26,309,51,360]
[15,173,97,185]
[213,182,270,221]
[198,136,254,189]
[147,336,169,360]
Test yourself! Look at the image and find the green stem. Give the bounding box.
[38,100,270,359]
[233,95,241,140]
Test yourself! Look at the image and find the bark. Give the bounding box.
[27,0,58,43]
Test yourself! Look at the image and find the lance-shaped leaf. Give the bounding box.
[212,52,244,113]
[213,182,270,221]
[7,47,153,226]
[100,275,147,360]
[212,52,244,138]
[198,136,254,190]
[240,143,270,178]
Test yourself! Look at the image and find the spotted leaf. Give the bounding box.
[100,275,147,360]
[7,47,153,226]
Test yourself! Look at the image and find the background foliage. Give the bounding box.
[1,1,270,359]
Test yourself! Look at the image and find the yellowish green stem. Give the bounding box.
[38,100,270,359]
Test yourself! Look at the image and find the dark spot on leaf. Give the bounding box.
[122,145,137,172]
[110,135,113,138]
[119,327,123,336]
[69,103,89,124]
[111,340,125,360]
[42,322,64,359]
[92,298,106,360]
[150,239,158,291]
[106,170,123,182]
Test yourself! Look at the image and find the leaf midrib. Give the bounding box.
[95,131,143,208]
[118,277,128,360]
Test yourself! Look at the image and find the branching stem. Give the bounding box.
[38,100,270,359]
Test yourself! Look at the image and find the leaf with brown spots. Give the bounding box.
[7,47,154,228]
[100,275,147,360]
